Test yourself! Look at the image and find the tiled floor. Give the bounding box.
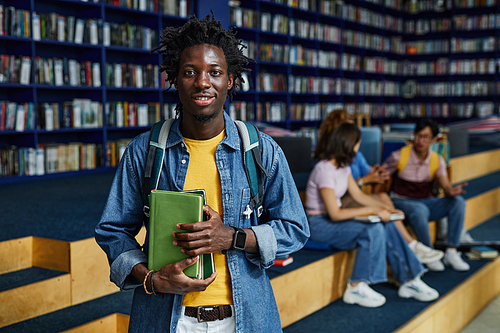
[460,294,500,333]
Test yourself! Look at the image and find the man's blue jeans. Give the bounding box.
[308,215,425,285]
[393,195,466,248]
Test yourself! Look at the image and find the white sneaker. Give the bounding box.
[425,260,445,271]
[412,242,444,264]
[343,282,386,308]
[443,249,470,271]
[398,276,439,302]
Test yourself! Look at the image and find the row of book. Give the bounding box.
[0,143,104,177]
[289,19,341,44]
[0,99,103,132]
[32,12,157,50]
[453,14,499,31]
[263,0,317,12]
[402,58,498,76]
[336,3,403,32]
[105,0,190,17]
[407,40,450,55]
[451,37,496,53]
[228,101,255,122]
[414,81,495,96]
[226,100,492,122]
[453,0,497,8]
[256,73,288,92]
[404,18,451,35]
[319,1,402,30]
[0,54,31,85]
[0,6,31,38]
[105,62,160,88]
[106,101,160,127]
[35,57,101,87]
[106,138,132,167]
[342,30,405,54]
[401,101,495,118]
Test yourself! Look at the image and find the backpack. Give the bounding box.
[141,119,270,223]
[396,145,439,180]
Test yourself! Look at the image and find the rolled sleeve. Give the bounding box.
[247,224,277,269]
[110,249,148,290]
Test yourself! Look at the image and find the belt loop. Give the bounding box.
[218,305,224,321]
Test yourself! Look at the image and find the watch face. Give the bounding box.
[234,229,247,249]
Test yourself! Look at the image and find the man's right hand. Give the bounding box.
[153,256,217,295]
[133,260,217,295]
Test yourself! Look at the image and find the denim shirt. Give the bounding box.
[95,112,309,333]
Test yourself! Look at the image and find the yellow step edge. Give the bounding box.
[0,274,71,328]
[449,148,500,184]
[395,256,500,333]
[61,313,129,333]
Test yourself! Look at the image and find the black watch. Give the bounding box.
[231,227,247,251]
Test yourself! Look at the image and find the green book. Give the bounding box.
[148,189,214,279]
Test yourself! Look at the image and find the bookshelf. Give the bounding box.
[2,0,500,183]
[0,0,230,183]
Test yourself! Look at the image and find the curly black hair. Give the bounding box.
[151,12,255,115]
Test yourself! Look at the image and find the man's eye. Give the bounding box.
[212,70,222,75]
[185,70,195,75]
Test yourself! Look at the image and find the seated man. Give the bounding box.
[381,118,470,272]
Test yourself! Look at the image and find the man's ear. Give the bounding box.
[228,74,234,90]
[173,76,177,88]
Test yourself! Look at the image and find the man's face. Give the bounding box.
[413,126,436,153]
[175,44,233,125]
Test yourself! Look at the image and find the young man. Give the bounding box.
[95,14,309,333]
[382,119,470,272]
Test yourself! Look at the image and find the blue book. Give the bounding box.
[471,246,498,259]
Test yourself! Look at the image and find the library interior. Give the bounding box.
[1,0,500,332]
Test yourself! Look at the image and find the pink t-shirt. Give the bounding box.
[306,160,351,211]
[385,148,447,182]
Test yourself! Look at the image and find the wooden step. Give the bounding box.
[0,270,71,328]
[449,148,500,184]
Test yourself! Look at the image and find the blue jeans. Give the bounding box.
[393,196,465,248]
[308,214,426,285]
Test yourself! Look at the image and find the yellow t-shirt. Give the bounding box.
[182,130,233,306]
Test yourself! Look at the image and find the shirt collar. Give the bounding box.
[166,111,240,151]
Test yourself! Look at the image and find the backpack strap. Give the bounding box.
[142,118,175,218]
[396,144,440,180]
[234,120,270,221]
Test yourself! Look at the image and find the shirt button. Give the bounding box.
[181,159,186,164]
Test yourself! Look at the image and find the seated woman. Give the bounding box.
[314,110,443,265]
[306,122,439,308]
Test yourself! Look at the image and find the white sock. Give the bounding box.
[408,240,418,251]
[446,248,458,255]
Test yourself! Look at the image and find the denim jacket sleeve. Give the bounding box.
[95,133,149,290]
[244,133,310,269]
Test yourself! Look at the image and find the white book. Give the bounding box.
[68,59,78,86]
[103,22,110,46]
[116,102,124,127]
[20,57,31,85]
[179,0,187,17]
[36,147,45,175]
[15,104,25,132]
[114,64,122,88]
[74,19,85,44]
[54,58,64,86]
[57,15,65,42]
[92,62,101,87]
[44,103,54,131]
[139,0,147,11]
[135,65,143,88]
[354,213,405,223]
[89,20,98,45]
[28,148,36,176]
[137,104,148,126]
[72,101,81,128]
[32,12,41,41]
[240,72,250,91]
